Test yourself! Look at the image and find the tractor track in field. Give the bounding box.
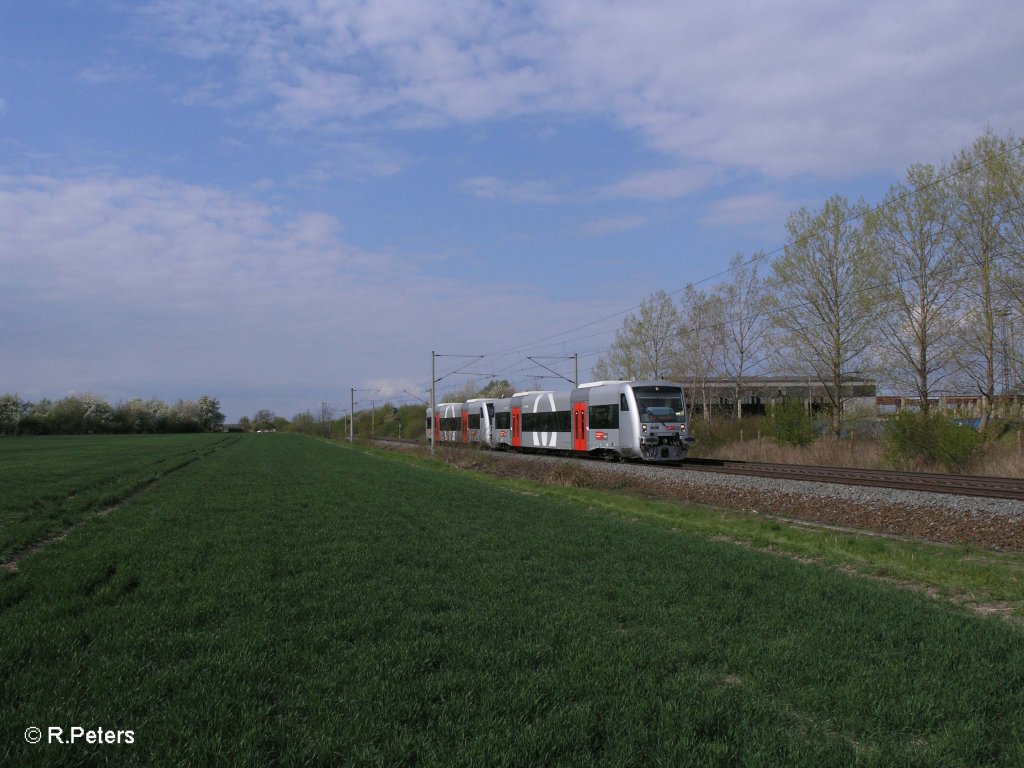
[1,436,242,572]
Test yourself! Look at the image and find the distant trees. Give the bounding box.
[252,410,277,431]
[0,393,228,436]
[443,379,517,402]
[476,379,517,398]
[197,395,225,432]
[0,394,25,435]
[288,412,318,435]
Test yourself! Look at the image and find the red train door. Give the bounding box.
[461,411,469,443]
[573,401,587,451]
[511,407,522,448]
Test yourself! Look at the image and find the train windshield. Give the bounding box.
[632,386,685,423]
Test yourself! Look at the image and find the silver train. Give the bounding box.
[426,380,695,463]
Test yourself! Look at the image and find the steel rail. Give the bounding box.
[680,458,1024,501]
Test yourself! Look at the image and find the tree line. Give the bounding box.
[594,129,1024,436]
[0,393,225,436]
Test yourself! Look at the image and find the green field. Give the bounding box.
[0,433,238,562]
[2,434,1023,766]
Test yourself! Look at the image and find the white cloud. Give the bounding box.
[577,215,647,238]
[141,0,1024,178]
[77,65,146,85]
[297,141,408,184]
[462,176,561,204]
[0,172,600,417]
[602,167,718,201]
[701,191,800,230]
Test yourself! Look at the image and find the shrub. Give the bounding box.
[883,411,983,472]
[768,399,818,446]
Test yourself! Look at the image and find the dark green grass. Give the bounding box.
[0,434,236,561]
[1,434,1023,766]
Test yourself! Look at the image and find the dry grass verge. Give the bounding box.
[707,435,1024,477]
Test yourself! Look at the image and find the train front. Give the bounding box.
[628,382,695,462]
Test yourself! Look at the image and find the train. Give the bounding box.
[426,380,695,463]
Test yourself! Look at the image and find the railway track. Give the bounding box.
[680,458,1024,501]
[372,439,1024,501]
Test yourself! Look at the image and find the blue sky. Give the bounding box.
[2,1,1022,420]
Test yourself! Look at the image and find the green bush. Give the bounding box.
[769,399,818,446]
[883,411,983,471]
[687,415,770,455]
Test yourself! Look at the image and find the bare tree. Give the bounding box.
[676,285,725,422]
[989,133,1024,395]
[947,130,1017,427]
[593,290,680,381]
[767,195,879,437]
[319,401,335,437]
[718,252,769,419]
[866,163,964,412]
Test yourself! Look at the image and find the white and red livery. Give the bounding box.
[427,380,694,463]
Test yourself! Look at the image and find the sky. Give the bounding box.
[2,1,1023,421]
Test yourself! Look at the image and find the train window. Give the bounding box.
[426,416,432,429]
[588,404,619,430]
[633,386,685,423]
[521,410,571,432]
[620,394,629,411]
[468,413,481,429]
[555,410,570,432]
[495,412,510,429]
[486,403,495,425]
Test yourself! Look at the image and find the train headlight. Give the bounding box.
[641,424,648,433]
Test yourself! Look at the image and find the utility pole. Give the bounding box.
[350,387,355,442]
[430,351,436,456]
[430,351,487,456]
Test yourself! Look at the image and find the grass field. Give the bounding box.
[2,434,1023,766]
[0,433,238,563]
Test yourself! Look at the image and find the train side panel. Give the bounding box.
[518,391,572,452]
[425,402,465,444]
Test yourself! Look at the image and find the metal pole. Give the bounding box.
[371,401,375,441]
[350,388,354,442]
[574,353,578,387]
[430,351,436,456]
[430,352,436,454]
